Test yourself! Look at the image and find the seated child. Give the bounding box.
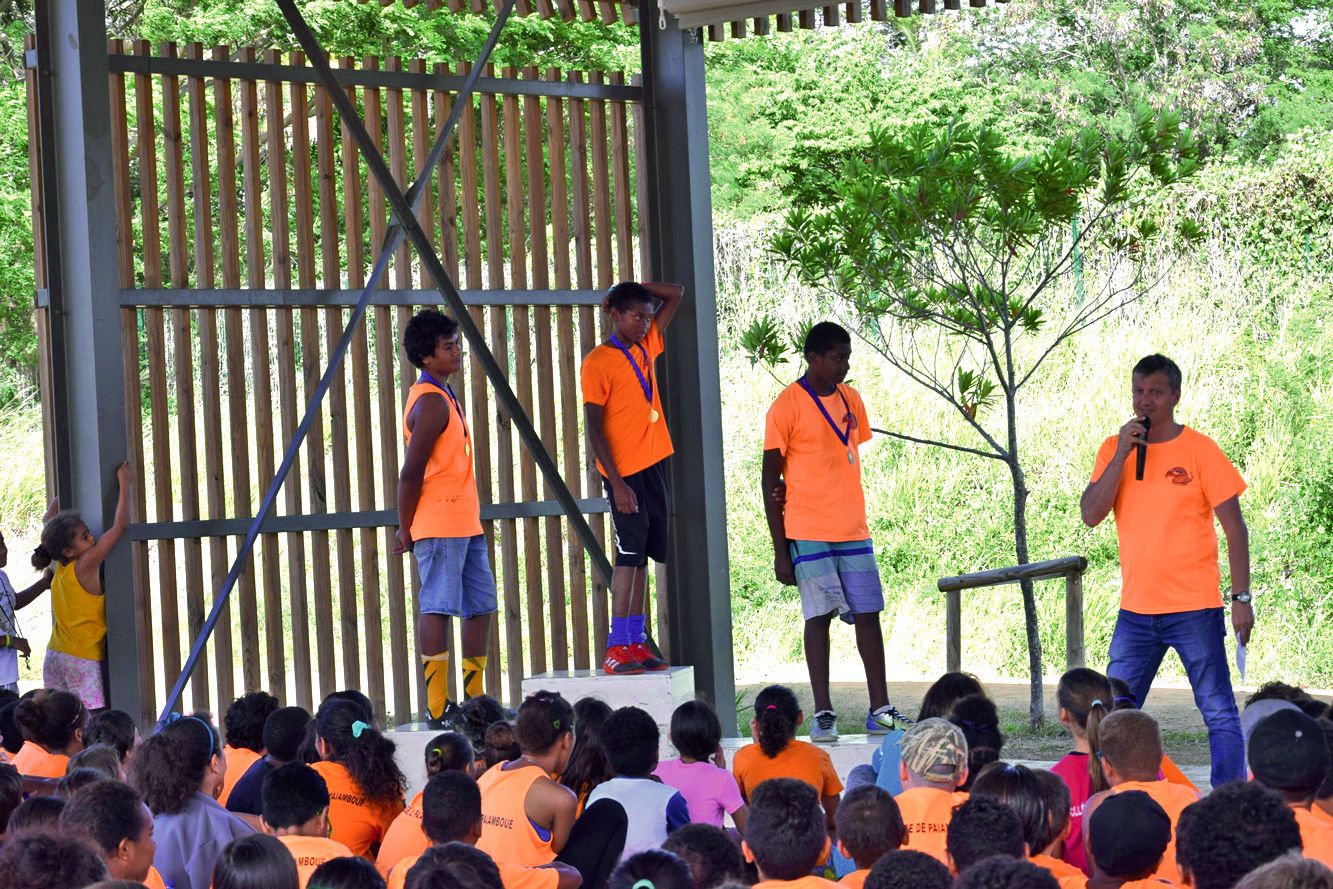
[662,823,747,889]
[58,778,158,884]
[655,700,748,831]
[834,786,905,888]
[377,731,474,876]
[212,833,300,889]
[560,698,613,810]
[310,698,406,859]
[0,826,110,889]
[403,843,503,889]
[954,856,1059,889]
[483,721,521,770]
[1248,709,1333,868]
[948,694,1003,793]
[387,770,580,889]
[263,762,354,888]
[12,689,87,777]
[733,686,841,834]
[946,796,1025,875]
[608,849,694,889]
[1176,782,1302,889]
[893,718,969,865]
[970,763,1082,882]
[220,691,280,807]
[742,778,838,888]
[864,850,952,889]
[1086,710,1200,883]
[1108,677,1196,794]
[586,706,689,858]
[229,706,311,817]
[1051,668,1113,875]
[1078,789,1173,889]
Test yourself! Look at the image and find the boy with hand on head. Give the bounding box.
[228,706,310,818]
[894,718,970,865]
[1074,790,1174,889]
[835,786,905,887]
[387,770,580,889]
[586,706,689,858]
[261,762,354,888]
[581,281,684,676]
[397,309,497,726]
[742,778,839,888]
[1248,710,1333,867]
[762,321,909,741]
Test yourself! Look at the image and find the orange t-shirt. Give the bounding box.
[580,321,674,479]
[280,835,355,888]
[312,761,405,859]
[839,869,870,888]
[755,877,840,889]
[376,789,428,876]
[403,379,483,540]
[388,852,560,889]
[1293,807,1333,868]
[476,763,559,867]
[1314,805,1333,827]
[219,745,262,807]
[1090,427,1245,614]
[764,381,873,542]
[144,866,168,889]
[732,740,843,802]
[1031,853,1083,881]
[12,741,68,778]
[894,787,969,864]
[1108,780,1200,884]
[1159,755,1198,795]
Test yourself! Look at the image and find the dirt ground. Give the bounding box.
[736,678,1218,764]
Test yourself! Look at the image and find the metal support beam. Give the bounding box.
[640,7,737,733]
[36,1,145,720]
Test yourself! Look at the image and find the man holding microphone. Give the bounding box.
[1081,354,1253,788]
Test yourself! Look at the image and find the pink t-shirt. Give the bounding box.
[1051,752,1094,875]
[653,758,745,827]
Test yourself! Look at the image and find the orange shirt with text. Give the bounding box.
[219,745,262,807]
[580,321,674,479]
[387,852,560,889]
[1293,807,1333,868]
[476,764,560,867]
[764,382,873,542]
[403,381,483,539]
[280,835,355,889]
[1108,780,1200,884]
[1091,427,1245,614]
[894,787,969,865]
[12,741,67,778]
[312,761,405,859]
[732,740,843,802]
[376,789,428,876]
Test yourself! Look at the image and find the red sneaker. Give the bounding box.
[630,642,669,672]
[602,645,646,675]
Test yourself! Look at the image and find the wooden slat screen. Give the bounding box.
[32,43,654,725]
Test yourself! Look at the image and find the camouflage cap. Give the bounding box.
[901,717,968,784]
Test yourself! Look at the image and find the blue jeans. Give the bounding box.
[1107,607,1244,788]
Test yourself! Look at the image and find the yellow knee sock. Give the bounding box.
[422,652,451,721]
[462,656,487,699]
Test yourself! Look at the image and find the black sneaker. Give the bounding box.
[425,700,463,732]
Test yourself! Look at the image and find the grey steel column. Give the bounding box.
[38,2,143,719]
[640,9,737,733]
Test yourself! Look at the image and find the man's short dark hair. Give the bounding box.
[1176,782,1301,889]
[57,780,148,855]
[1132,354,1182,392]
[403,309,460,369]
[84,711,136,761]
[224,692,280,753]
[264,707,312,763]
[261,763,329,830]
[405,843,502,889]
[803,322,851,357]
[422,771,482,844]
[947,797,1026,873]
[662,824,745,889]
[745,778,827,880]
[952,855,1060,889]
[835,785,905,869]
[865,849,953,889]
[600,707,659,778]
[605,282,654,314]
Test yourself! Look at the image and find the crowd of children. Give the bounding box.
[0,666,1325,889]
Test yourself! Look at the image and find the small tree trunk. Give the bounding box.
[1005,387,1045,728]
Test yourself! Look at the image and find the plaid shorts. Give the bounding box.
[789,538,885,623]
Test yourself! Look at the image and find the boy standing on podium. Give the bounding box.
[581,281,685,675]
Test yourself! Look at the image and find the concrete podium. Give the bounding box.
[522,666,697,732]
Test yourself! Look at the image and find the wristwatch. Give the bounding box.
[1230,590,1252,605]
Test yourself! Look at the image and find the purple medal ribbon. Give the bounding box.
[419,371,470,447]
[797,375,854,451]
[609,333,654,404]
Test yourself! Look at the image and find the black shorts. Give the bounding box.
[602,459,669,567]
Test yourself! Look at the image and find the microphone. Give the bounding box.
[1136,416,1152,481]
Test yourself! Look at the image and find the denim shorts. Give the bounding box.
[414,535,498,619]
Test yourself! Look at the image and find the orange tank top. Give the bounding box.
[476,764,558,867]
[403,380,483,540]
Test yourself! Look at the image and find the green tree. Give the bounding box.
[747,109,1202,725]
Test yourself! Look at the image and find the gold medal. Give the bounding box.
[649,408,660,423]
[848,449,855,464]
[465,443,471,457]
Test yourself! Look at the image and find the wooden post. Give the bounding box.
[946,589,961,674]
[1065,570,1085,670]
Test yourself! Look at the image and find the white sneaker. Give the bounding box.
[810,709,839,743]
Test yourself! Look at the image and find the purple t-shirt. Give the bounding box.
[653,758,745,827]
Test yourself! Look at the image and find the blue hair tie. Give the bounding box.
[352,720,370,739]
[632,881,655,889]
[162,713,216,757]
